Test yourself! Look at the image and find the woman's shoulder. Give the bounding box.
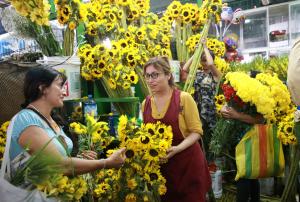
[180,91,193,99]
[15,109,38,119]
[12,109,43,128]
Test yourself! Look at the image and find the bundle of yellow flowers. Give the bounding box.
[10,0,51,26]
[186,34,228,73]
[211,71,296,155]
[93,115,172,201]
[74,0,172,103]
[255,73,297,144]
[70,114,115,155]
[36,174,88,201]
[0,121,10,160]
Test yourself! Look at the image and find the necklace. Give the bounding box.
[27,104,60,132]
[152,88,173,117]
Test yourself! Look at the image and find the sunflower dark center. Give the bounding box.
[150,149,158,157]
[125,150,134,158]
[141,136,150,144]
[150,173,158,181]
[158,128,165,134]
[148,129,155,135]
[287,127,293,133]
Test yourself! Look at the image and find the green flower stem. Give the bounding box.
[99,76,134,116]
[183,18,211,92]
[121,7,128,31]
[281,122,300,201]
[63,27,75,56]
[182,23,187,62]
[186,23,192,61]
[175,20,182,62]
[135,67,150,99]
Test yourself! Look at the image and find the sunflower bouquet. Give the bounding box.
[75,0,173,101]
[69,114,115,156]
[92,115,172,201]
[210,72,296,156]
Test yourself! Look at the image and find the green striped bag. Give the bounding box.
[235,124,285,181]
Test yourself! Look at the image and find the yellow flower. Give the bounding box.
[158,184,167,195]
[125,193,137,202]
[68,21,77,30]
[127,178,137,190]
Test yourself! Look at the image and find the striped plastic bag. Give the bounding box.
[235,124,285,181]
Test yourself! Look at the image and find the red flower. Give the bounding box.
[222,84,236,101]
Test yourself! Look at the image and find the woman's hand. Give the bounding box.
[105,148,126,169]
[165,146,181,159]
[200,38,207,48]
[79,150,98,160]
[220,106,240,120]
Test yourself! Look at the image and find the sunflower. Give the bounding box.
[129,71,138,84]
[118,39,128,49]
[138,134,153,149]
[61,4,72,17]
[123,81,131,89]
[68,21,76,30]
[91,69,103,79]
[127,178,137,190]
[125,193,137,202]
[283,124,294,135]
[98,60,106,71]
[208,3,220,14]
[144,146,160,161]
[108,78,117,89]
[158,184,167,195]
[144,123,156,136]
[94,182,111,196]
[87,22,98,36]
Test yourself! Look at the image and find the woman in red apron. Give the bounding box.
[142,56,211,202]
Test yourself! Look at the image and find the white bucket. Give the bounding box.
[210,170,222,199]
[37,56,81,100]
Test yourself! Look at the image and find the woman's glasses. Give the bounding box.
[144,72,163,80]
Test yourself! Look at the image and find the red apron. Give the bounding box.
[143,89,211,202]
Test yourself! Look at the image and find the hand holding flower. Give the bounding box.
[165,146,180,159]
[105,148,126,169]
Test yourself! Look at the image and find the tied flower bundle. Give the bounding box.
[255,73,297,145]
[9,0,51,26]
[0,121,10,161]
[182,0,223,93]
[211,72,296,155]
[163,0,222,63]
[76,0,173,101]
[93,115,172,201]
[186,35,228,73]
[69,114,115,155]
[210,72,296,155]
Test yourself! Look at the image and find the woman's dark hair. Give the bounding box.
[21,67,67,109]
[143,56,175,87]
[250,70,261,78]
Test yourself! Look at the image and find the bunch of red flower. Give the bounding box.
[221,84,245,108]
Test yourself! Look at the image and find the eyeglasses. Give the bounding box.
[144,72,163,80]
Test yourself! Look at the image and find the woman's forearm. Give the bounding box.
[176,133,200,153]
[62,157,107,175]
[236,113,264,124]
[62,158,105,175]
